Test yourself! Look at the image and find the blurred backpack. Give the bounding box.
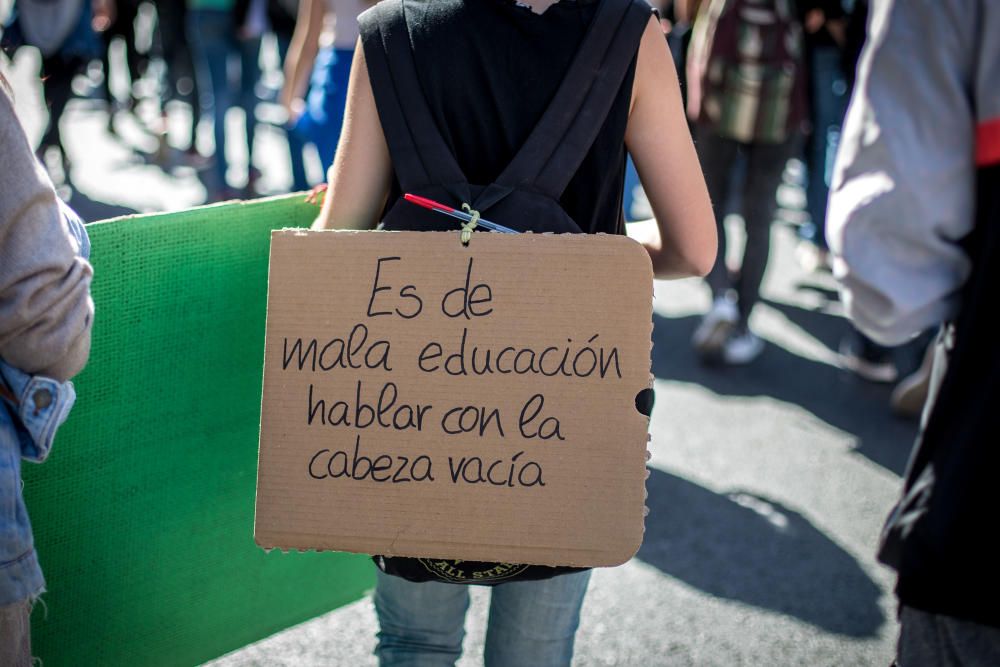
[686,0,806,143]
[359,0,650,238]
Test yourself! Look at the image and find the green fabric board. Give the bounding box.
[21,194,376,666]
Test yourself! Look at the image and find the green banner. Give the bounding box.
[23,195,375,666]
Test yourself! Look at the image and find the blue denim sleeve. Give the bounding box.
[59,198,91,260]
[1,402,46,604]
[0,363,51,605]
[0,360,76,464]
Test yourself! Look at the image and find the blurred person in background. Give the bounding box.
[1,0,113,180]
[839,0,865,91]
[795,0,903,386]
[0,71,94,667]
[795,0,846,273]
[280,0,373,177]
[822,0,933,402]
[656,0,702,109]
[828,1,1000,663]
[150,0,204,163]
[686,0,807,365]
[266,0,310,192]
[186,0,264,200]
[100,0,143,133]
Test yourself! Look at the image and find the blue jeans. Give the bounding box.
[274,33,310,191]
[373,569,591,667]
[292,46,354,174]
[696,128,799,323]
[801,45,848,250]
[187,9,261,193]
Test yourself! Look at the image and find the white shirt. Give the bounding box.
[827,0,1000,345]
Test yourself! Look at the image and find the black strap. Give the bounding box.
[360,0,650,209]
[493,0,651,200]
[361,0,472,205]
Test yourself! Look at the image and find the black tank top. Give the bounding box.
[380,0,639,235]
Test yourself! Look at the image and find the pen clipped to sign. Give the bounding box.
[403,194,519,234]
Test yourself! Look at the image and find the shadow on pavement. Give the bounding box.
[792,279,842,305]
[651,310,918,477]
[638,468,886,637]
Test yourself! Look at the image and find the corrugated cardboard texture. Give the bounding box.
[257,230,652,567]
[22,195,374,667]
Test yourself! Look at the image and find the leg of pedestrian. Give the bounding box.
[239,34,262,196]
[0,600,32,667]
[373,568,469,666]
[482,570,591,667]
[896,606,1000,667]
[692,128,740,359]
[799,44,847,268]
[188,10,236,199]
[721,139,796,364]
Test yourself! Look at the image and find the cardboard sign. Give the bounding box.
[255,230,652,567]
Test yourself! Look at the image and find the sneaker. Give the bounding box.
[693,295,739,358]
[838,335,899,383]
[723,328,765,365]
[890,342,934,418]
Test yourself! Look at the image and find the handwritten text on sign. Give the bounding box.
[255,231,652,567]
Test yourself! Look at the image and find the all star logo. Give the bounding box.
[417,559,532,583]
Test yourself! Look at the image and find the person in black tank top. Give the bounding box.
[312,1,716,664]
[387,0,633,234]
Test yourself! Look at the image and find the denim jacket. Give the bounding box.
[1,199,88,606]
[0,364,77,605]
[1,363,77,462]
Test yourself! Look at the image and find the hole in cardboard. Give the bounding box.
[635,387,654,417]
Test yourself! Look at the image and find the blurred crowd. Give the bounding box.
[0,0,931,408]
[657,0,931,412]
[0,0,370,201]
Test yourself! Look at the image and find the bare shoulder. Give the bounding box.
[629,15,673,116]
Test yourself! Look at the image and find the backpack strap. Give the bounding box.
[360,0,651,211]
[360,0,473,205]
[486,0,652,208]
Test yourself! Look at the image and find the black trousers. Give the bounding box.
[40,54,88,151]
[694,127,798,324]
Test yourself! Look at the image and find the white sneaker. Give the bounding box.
[693,296,739,357]
[723,329,765,365]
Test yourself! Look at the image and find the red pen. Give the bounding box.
[404,194,518,234]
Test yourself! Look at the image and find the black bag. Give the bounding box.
[358,0,651,585]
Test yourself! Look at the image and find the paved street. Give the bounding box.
[6,52,920,666]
